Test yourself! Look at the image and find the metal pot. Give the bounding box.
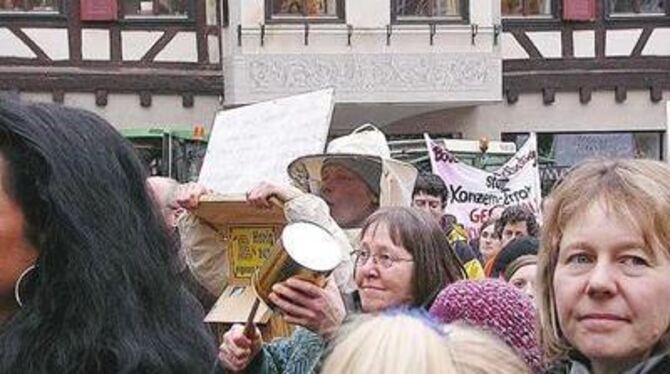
[252,221,342,309]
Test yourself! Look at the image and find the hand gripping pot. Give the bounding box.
[252,221,342,309]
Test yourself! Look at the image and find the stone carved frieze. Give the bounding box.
[235,53,497,95]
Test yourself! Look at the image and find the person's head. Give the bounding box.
[0,100,216,372]
[429,279,543,373]
[496,205,539,247]
[490,236,539,278]
[538,159,670,369]
[323,311,528,374]
[320,158,380,228]
[503,255,538,301]
[354,207,466,313]
[147,176,183,229]
[478,219,502,262]
[0,149,38,321]
[411,172,447,222]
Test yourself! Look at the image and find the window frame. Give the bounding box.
[0,0,63,18]
[390,0,469,24]
[264,0,346,24]
[501,0,557,20]
[606,0,670,19]
[119,0,195,23]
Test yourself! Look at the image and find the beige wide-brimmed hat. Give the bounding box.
[288,124,417,208]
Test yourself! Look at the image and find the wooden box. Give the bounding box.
[193,194,294,342]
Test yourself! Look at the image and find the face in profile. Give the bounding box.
[320,164,377,228]
[0,155,38,318]
[355,221,414,313]
[411,192,443,223]
[553,201,670,363]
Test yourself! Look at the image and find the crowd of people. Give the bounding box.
[1,98,669,374]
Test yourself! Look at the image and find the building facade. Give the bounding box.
[0,0,223,130]
[387,0,670,186]
[2,0,668,186]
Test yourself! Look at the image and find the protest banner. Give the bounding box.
[426,133,542,239]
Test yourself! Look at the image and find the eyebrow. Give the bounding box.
[559,240,649,254]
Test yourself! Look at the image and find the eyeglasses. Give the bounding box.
[351,249,413,269]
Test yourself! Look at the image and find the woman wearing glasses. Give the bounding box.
[218,207,466,373]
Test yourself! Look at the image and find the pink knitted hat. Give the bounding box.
[429,279,543,373]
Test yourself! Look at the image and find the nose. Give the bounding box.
[586,260,617,298]
[522,284,535,300]
[356,257,380,279]
[417,205,431,215]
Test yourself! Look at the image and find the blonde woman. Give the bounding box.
[322,312,528,373]
[538,159,670,373]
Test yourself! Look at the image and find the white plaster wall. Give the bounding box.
[82,29,111,60]
[643,28,670,56]
[346,0,388,28]
[469,0,495,27]
[61,93,221,129]
[501,32,529,60]
[23,28,69,60]
[388,91,668,140]
[0,28,36,58]
[208,34,220,64]
[122,31,163,61]
[606,29,641,57]
[573,30,595,58]
[19,92,53,103]
[526,31,561,58]
[240,0,263,27]
[224,0,501,106]
[155,32,198,62]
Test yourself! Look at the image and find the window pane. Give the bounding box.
[609,0,664,14]
[502,0,552,16]
[0,0,58,12]
[271,0,338,18]
[396,0,461,17]
[123,0,188,17]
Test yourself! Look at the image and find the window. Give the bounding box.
[266,0,344,21]
[502,131,664,195]
[608,0,667,15]
[0,0,59,12]
[392,0,466,22]
[502,0,552,17]
[122,0,189,18]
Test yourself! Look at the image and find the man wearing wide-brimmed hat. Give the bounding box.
[177,124,417,303]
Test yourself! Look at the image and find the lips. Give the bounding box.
[360,286,386,292]
[578,313,629,322]
[577,313,630,331]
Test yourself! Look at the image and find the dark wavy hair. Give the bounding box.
[0,99,217,373]
[412,172,448,208]
[360,207,466,309]
[495,205,540,239]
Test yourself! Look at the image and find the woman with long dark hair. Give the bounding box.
[0,99,217,373]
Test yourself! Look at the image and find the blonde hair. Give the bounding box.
[322,313,528,374]
[537,159,670,364]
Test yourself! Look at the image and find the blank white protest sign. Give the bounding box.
[199,89,335,194]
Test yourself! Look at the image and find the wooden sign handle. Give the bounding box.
[243,298,261,339]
